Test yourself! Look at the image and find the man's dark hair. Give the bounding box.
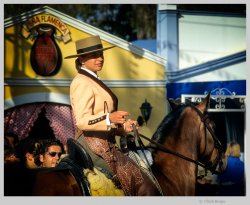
[17,137,42,166]
[40,138,65,155]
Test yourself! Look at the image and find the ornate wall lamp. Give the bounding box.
[137,99,152,126]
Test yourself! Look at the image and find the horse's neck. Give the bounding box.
[151,107,203,195]
[153,158,197,196]
[153,136,198,196]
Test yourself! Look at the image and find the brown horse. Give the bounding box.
[4,159,89,196]
[142,93,225,196]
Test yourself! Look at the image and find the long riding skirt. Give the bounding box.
[81,134,161,196]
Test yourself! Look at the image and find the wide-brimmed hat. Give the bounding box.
[64,35,115,59]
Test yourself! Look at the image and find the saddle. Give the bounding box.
[58,138,123,196]
[66,137,114,179]
[56,138,95,196]
[67,138,94,170]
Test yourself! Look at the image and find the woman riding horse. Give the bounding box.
[4,94,226,196]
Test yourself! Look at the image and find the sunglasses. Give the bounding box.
[47,152,62,158]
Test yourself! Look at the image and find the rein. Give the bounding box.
[132,104,224,174]
[132,124,211,171]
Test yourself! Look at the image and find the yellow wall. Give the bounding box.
[113,87,167,142]
[4,13,167,140]
[5,23,164,80]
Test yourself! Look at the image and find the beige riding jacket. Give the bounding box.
[70,69,118,132]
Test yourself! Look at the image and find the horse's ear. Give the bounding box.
[168,99,180,110]
[196,91,211,113]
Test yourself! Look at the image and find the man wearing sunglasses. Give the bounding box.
[39,139,65,168]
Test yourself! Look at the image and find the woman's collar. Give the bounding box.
[80,67,98,79]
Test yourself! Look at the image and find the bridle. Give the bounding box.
[187,104,224,173]
[132,104,224,174]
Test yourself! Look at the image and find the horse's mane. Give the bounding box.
[151,104,187,144]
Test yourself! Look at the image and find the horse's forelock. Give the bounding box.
[152,105,187,144]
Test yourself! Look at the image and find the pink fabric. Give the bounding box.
[4,103,76,144]
[45,104,76,144]
[4,104,45,140]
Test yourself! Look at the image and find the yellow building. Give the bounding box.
[4,6,167,145]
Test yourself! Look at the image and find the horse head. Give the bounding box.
[149,93,226,195]
[167,93,226,174]
[193,93,226,174]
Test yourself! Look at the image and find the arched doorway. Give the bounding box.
[28,107,55,140]
[4,102,77,145]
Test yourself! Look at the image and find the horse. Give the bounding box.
[135,93,226,196]
[4,163,84,196]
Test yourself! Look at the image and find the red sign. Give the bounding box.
[30,27,61,76]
